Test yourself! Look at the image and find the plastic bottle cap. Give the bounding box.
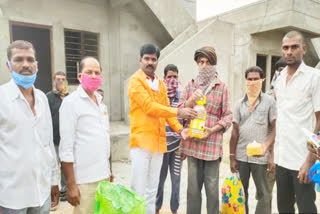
[196,95,206,105]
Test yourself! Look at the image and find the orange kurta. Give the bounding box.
[128,69,183,153]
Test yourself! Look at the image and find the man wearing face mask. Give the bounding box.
[0,40,59,214]
[59,57,111,214]
[229,66,276,214]
[46,71,69,207]
[156,64,183,214]
[178,46,232,214]
[128,44,197,214]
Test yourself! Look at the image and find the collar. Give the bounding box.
[7,79,36,101]
[243,92,263,103]
[77,85,102,104]
[282,61,306,78]
[141,69,159,81]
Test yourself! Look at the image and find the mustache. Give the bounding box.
[19,68,33,74]
[147,65,154,68]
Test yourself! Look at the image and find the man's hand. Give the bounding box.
[307,143,320,160]
[177,108,197,120]
[109,174,115,182]
[67,183,81,206]
[202,127,213,139]
[267,155,275,174]
[180,128,190,140]
[181,154,187,161]
[189,89,203,103]
[51,185,60,208]
[297,160,313,184]
[230,157,239,173]
[253,143,268,157]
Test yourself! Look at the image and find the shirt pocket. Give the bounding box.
[254,110,268,125]
[205,93,221,115]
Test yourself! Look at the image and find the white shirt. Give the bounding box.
[0,80,58,209]
[145,74,159,91]
[59,86,110,184]
[274,62,320,170]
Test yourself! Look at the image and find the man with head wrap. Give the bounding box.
[178,46,232,214]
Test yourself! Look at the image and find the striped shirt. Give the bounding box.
[166,91,183,152]
[178,77,232,161]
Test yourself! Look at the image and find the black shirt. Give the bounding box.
[46,91,65,145]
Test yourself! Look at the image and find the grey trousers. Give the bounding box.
[238,161,271,214]
[186,156,220,214]
[156,150,182,212]
[0,197,50,214]
[276,165,317,214]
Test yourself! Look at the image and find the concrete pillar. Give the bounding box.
[0,9,10,84]
[107,4,122,120]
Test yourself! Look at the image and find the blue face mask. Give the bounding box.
[8,61,37,89]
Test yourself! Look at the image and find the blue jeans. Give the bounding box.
[156,150,182,212]
[0,196,50,214]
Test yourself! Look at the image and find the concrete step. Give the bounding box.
[110,121,130,161]
[159,23,198,60]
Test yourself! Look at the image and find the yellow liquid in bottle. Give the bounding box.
[189,96,207,139]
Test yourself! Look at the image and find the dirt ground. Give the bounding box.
[51,141,320,214]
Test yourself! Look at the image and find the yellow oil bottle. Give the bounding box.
[189,96,207,139]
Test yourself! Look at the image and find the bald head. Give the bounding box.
[79,57,101,73]
[283,30,305,44]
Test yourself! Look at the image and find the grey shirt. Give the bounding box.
[233,93,277,164]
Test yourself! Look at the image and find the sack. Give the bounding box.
[220,173,246,214]
[94,181,146,214]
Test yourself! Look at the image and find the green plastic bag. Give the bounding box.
[94,181,146,214]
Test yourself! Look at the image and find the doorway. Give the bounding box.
[10,22,53,93]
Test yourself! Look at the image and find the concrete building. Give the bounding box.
[0,0,195,121]
[1,0,320,160]
[156,0,320,106]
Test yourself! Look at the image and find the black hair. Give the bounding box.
[245,66,264,79]
[164,64,179,76]
[140,43,160,59]
[284,30,305,44]
[54,71,66,79]
[7,40,36,60]
[275,58,286,71]
[79,56,101,73]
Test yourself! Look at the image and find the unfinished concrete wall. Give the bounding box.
[156,19,234,99]
[108,0,172,120]
[0,0,110,101]
[179,0,196,20]
[0,0,175,121]
[143,0,194,38]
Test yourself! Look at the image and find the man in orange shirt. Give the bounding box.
[128,44,196,214]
